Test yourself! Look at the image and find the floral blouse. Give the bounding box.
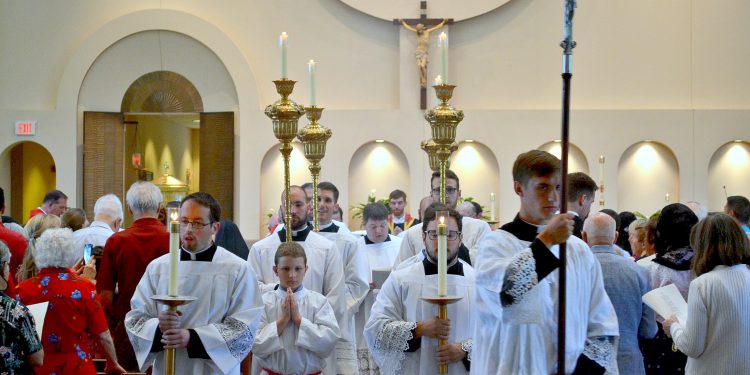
[15,268,108,375]
[0,291,42,374]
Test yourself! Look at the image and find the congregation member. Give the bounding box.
[96,181,169,371]
[354,202,403,373]
[724,195,750,237]
[566,172,597,238]
[365,203,474,375]
[73,193,122,256]
[635,219,658,266]
[387,189,418,235]
[627,218,650,259]
[0,240,43,374]
[215,219,251,260]
[126,192,263,374]
[61,207,88,231]
[472,150,618,374]
[395,170,490,266]
[663,213,750,374]
[28,189,68,220]
[0,187,27,291]
[16,228,125,374]
[254,242,341,375]
[17,213,61,282]
[583,212,657,375]
[249,185,347,375]
[617,211,637,253]
[456,201,483,220]
[642,203,698,374]
[314,181,368,374]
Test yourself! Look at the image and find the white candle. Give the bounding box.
[434,75,443,86]
[308,59,316,106]
[437,215,447,296]
[665,193,670,202]
[490,193,496,222]
[168,209,180,296]
[438,32,448,84]
[279,32,288,79]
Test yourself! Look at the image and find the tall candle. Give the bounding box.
[308,60,316,106]
[168,208,180,296]
[279,32,288,79]
[434,75,443,86]
[438,32,448,84]
[437,214,447,296]
[490,193,496,221]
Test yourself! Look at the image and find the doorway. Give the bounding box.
[0,142,56,224]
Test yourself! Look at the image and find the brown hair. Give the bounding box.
[181,192,221,223]
[690,213,750,277]
[389,189,407,201]
[61,208,87,231]
[422,202,463,232]
[512,150,561,187]
[274,242,307,265]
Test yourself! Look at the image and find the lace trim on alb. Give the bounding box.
[371,321,416,375]
[583,336,619,375]
[501,250,539,307]
[214,317,253,360]
[460,338,473,362]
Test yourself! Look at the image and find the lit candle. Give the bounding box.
[437,213,447,296]
[308,59,316,106]
[279,32,288,79]
[598,155,605,187]
[438,32,448,84]
[490,193,496,222]
[665,193,670,202]
[434,75,443,86]
[168,208,180,296]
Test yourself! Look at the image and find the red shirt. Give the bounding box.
[28,207,45,220]
[0,221,28,291]
[15,268,108,375]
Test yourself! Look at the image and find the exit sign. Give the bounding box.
[15,121,36,135]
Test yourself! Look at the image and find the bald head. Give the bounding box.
[582,212,617,246]
[456,202,476,218]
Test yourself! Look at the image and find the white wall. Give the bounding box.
[0,1,749,237]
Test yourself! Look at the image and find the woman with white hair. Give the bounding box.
[0,240,43,373]
[15,228,125,374]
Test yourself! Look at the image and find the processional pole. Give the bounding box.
[558,1,576,374]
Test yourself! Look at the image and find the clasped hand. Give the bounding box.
[158,310,189,349]
[276,287,302,333]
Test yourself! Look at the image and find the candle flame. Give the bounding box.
[170,211,179,222]
[439,215,445,225]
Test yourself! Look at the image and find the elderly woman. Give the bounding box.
[0,240,43,373]
[663,214,750,374]
[15,228,125,374]
[17,213,61,282]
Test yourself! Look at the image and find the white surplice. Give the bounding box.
[472,224,620,375]
[394,217,490,268]
[317,225,369,374]
[353,234,402,374]
[253,286,341,375]
[364,258,475,375]
[248,227,347,375]
[125,246,263,375]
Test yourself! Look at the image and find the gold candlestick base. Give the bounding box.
[421,295,464,374]
[151,295,197,375]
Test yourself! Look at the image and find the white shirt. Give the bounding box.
[73,220,114,256]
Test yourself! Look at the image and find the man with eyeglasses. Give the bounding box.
[364,202,475,375]
[97,181,169,371]
[248,185,348,375]
[127,192,263,374]
[394,169,490,268]
[471,150,618,375]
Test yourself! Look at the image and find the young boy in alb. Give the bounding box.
[253,242,341,375]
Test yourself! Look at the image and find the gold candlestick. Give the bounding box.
[151,295,196,375]
[265,79,305,242]
[298,106,332,231]
[421,138,457,173]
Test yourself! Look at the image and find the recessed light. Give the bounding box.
[465,139,474,143]
[375,139,385,143]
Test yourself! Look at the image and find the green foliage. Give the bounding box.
[350,195,390,220]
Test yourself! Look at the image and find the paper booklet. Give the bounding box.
[26,301,49,337]
[371,269,391,290]
[642,283,687,323]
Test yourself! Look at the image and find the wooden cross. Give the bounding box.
[395,1,454,109]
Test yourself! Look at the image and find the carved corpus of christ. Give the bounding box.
[400,18,447,88]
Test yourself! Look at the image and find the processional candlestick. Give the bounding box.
[265,79,305,242]
[298,106,332,231]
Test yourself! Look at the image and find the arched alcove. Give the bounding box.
[348,141,411,229]
[452,140,501,220]
[0,141,56,223]
[537,141,590,174]
[708,140,750,211]
[259,143,310,235]
[618,141,680,216]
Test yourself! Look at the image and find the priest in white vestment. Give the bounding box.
[254,242,340,375]
[472,150,619,375]
[314,182,369,374]
[394,170,490,268]
[365,203,474,375]
[126,192,263,375]
[248,186,348,375]
[353,202,403,374]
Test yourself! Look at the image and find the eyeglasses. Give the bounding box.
[431,187,458,195]
[179,220,213,230]
[425,230,461,241]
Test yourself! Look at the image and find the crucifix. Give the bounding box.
[395,1,453,109]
